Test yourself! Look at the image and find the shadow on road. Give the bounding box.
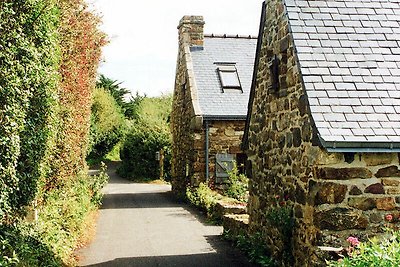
[83,253,253,267]
[84,235,255,267]
[100,192,181,209]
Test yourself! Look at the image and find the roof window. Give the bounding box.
[216,64,242,92]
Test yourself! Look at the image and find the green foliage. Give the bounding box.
[0,0,60,221]
[0,169,108,266]
[118,124,170,180]
[186,183,222,220]
[119,95,172,180]
[0,0,106,264]
[96,74,144,120]
[223,230,275,266]
[89,162,109,206]
[136,95,172,130]
[328,232,400,267]
[0,224,62,267]
[88,87,126,159]
[265,196,294,265]
[224,161,249,202]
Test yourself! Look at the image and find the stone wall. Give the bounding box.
[170,16,204,197]
[205,120,245,185]
[245,1,400,266]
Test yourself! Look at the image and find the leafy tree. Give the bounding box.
[88,87,126,160]
[96,74,144,119]
[119,94,172,180]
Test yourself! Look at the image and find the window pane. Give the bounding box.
[220,70,241,88]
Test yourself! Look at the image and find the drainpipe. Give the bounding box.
[205,120,210,181]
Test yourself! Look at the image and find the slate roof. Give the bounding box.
[190,35,257,120]
[285,0,400,151]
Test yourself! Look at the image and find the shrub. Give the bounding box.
[328,231,400,266]
[0,168,108,266]
[0,224,61,267]
[223,230,275,266]
[88,87,126,160]
[186,183,222,219]
[118,124,170,180]
[224,161,249,202]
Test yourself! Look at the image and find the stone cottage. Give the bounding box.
[243,0,400,265]
[170,16,257,196]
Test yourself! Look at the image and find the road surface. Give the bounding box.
[78,163,254,267]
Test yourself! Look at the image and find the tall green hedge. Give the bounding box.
[0,0,60,221]
[0,0,106,264]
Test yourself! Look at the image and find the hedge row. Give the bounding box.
[0,0,105,231]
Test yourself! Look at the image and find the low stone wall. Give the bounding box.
[313,151,400,247]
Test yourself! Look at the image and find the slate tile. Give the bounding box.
[352,128,375,136]
[373,106,396,114]
[345,114,368,123]
[331,106,354,113]
[348,91,369,98]
[335,27,356,34]
[312,113,325,122]
[387,114,400,122]
[363,76,383,83]
[335,82,356,90]
[342,136,367,142]
[314,83,335,90]
[307,90,328,97]
[330,128,353,136]
[323,113,346,122]
[359,98,382,106]
[329,68,351,75]
[359,121,382,128]
[323,135,345,142]
[365,114,389,122]
[353,106,375,113]
[311,105,332,113]
[366,136,389,142]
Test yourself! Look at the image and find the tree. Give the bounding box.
[96,74,145,119]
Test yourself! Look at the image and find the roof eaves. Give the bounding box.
[203,114,247,121]
[319,136,400,153]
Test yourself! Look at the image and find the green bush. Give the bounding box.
[223,231,275,266]
[224,161,249,202]
[88,87,126,160]
[118,124,170,180]
[0,168,108,266]
[328,232,400,267]
[0,224,61,267]
[186,183,222,219]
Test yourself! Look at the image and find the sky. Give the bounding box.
[87,0,263,97]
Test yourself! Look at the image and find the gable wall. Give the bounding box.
[170,40,198,197]
[246,0,400,266]
[246,1,319,264]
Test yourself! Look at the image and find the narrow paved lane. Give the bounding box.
[78,163,254,267]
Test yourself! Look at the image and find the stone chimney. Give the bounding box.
[178,16,205,47]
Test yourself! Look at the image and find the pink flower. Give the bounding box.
[385,214,393,222]
[347,236,360,247]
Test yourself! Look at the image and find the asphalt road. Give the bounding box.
[78,163,254,267]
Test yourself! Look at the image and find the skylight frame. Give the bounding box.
[216,64,243,92]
